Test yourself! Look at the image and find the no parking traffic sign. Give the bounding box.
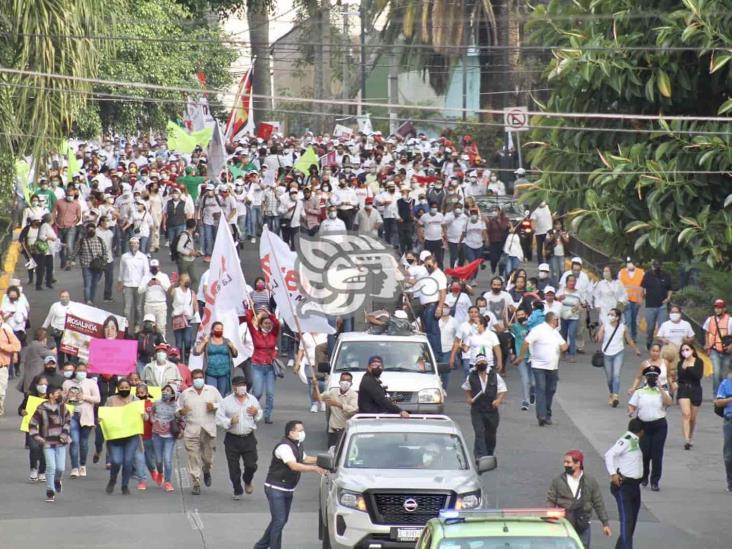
[503,106,529,132]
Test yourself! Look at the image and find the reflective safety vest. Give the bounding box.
[618,267,645,304]
[705,313,730,353]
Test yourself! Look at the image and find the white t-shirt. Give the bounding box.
[442,212,468,243]
[530,205,553,235]
[525,322,566,371]
[420,212,445,241]
[467,330,500,366]
[461,369,507,393]
[438,316,457,353]
[656,319,695,347]
[446,292,471,326]
[463,219,486,249]
[414,268,447,305]
[601,322,626,356]
[456,321,478,359]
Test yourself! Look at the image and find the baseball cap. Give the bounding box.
[538,263,551,272]
[543,285,556,294]
[143,313,156,323]
[154,343,168,351]
[419,250,432,262]
[368,355,383,366]
[205,183,215,191]
[150,259,159,267]
[365,197,374,205]
[475,354,489,365]
[714,299,726,308]
[43,355,57,364]
[571,257,583,265]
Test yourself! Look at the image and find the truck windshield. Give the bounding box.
[345,433,468,470]
[334,341,435,373]
[439,538,581,549]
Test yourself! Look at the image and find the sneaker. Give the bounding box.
[529,394,536,405]
[45,490,55,503]
[203,471,212,487]
[612,394,619,408]
[106,480,115,494]
[70,468,79,479]
[244,483,254,495]
[651,483,660,492]
[93,452,100,464]
[54,480,62,494]
[121,485,130,495]
[137,480,147,491]
[264,416,273,424]
[38,473,46,482]
[309,403,319,413]
[29,469,39,482]
[163,482,174,493]
[320,401,327,412]
[250,238,256,244]
[152,471,163,486]
[192,484,201,495]
[79,466,87,477]
[684,442,692,450]
[520,402,529,411]
[544,418,553,426]
[232,493,242,500]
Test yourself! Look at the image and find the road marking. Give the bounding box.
[186,508,205,531]
[179,466,191,488]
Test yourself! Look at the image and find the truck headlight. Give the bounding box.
[455,491,481,510]
[418,388,444,403]
[338,489,367,512]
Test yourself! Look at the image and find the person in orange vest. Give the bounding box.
[618,257,645,342]
[704,299,732,395]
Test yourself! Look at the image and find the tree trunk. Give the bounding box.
[247,1,271,125]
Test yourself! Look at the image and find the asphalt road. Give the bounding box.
[0,239,727,549]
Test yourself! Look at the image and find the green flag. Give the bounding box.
[64,140,81,175]
[15,159,31,203]
[177,175,206,201]
[167,122,213,154]
[293,147,320,175]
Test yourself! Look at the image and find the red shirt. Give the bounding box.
[245,309,280,365]
[142,398,153,440]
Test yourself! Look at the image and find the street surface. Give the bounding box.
[0,241,727,549]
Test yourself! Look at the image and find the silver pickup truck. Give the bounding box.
[317,414,497,549]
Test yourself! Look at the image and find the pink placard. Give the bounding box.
[87,339,138,376]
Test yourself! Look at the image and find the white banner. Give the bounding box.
[60,302,128,363]
[189,217,250,370]
[333,124,353,139]
[259,227,335,335]
[356,115,373,135]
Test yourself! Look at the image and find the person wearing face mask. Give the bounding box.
[254,420,326,549]
[510,309,534,410]
[52,184,82,270]
[547,450,611,547]
[419,201,446,267]
[69,222,109,306]
[246,176,264,242]
[656,305,695,351]
[262,183,282,236]
[703,299,732,395]
[487,174,506,196]
[117,237,150,332]
[676,344,704,450]
[592,266,628,326]
[29,384,71,502]
[197,183,223,261]
[530,201,553,264]
[462,208,487,267]
[0,316,21,416]
[162,187,188,246]
[353,196,383,237]
[318,204,346,234]
[300,186,322,236]
[375,182,399,246]
[245,308,280,424]
[594,308,641,408]
[193,321,239,397]
[640,260,673,350]
[135,314,165,374]
[481,277,515,326]
[17,328,54,395]
[177,369,224,495]
[138,259,171,333]
[94,216,116,302]
[358,355,409,416]
[62,362,100,478]
[617,257,646,342]
[462,354,507,459]
[132,383,157,490]
[102,377,139,494]
[216,376,263,499]
[232,181,249,244]
[150,383,180,492]
[442,202,468,269]
[627,365,672,491]
[142,343,182,388]
[319,372,358,447]
[170,274,198,362]
[21,373,50,482]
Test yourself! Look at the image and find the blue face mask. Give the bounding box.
[192,378,205,389]
[76,371,87,381]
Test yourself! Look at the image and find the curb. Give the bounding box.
[0,229,21,291]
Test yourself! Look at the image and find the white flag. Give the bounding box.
[189,217,250,370]
[259,227,335,334]
[357,115,373,135]
[207,120,227,182]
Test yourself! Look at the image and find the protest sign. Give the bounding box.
[88,339,138,376]
[19,395,44,432]
[98,402,144,441]
[60,303,128,363]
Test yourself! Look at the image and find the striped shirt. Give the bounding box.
[29,402,71,447]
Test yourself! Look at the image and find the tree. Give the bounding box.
[525,0,732,269]
[0,0,109,201]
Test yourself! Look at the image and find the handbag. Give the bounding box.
[273,357,286,378]
[713,316,732,354]
[85,238,106,272]
[714,403,726,418]
[566,477,590,532]
[592,322,620,368]
[169,415,186,439]
[172,315,189,331]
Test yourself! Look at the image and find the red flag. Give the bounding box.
[321,150,337,168]
[414,175,439,186]
[445,259,483,280]
[257,122,274,140]
[225,66,253,141]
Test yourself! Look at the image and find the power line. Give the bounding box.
[3,66,732,125]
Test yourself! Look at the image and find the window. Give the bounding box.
[345,433,468,470]
[334,341,435,373]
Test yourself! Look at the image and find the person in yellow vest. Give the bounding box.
[617,257,645,342]
[704,299,732,395]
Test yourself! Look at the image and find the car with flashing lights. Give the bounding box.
[414,508,584,549]
[318,332,448,415]
[316,414,497,549]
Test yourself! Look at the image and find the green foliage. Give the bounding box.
[525,0,732,269]
[78,0,237,134]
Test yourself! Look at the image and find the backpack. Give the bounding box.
[170,232,188,261]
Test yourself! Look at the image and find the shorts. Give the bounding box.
[676,383,702,406]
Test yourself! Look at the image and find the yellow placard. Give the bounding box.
[98,401,144,440]
[20,395,45,432]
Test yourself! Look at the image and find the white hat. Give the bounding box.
[150,259,159,267]
[538,263,550,272]
[419,250,432,262]
[571,257,583,265]
[143,313,155,323]
[515,168,526,175]
[543,286,556,294]
[393,310,408,320]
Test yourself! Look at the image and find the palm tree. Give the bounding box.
[0,0,109,201]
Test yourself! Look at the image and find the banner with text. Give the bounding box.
[60,303,128,363]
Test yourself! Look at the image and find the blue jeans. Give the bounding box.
[723,417,732,487]
[603,350,624,394]
[236,215,247,241]
[383,218,398,247]
[153,434,177,483]
[710,350,732,396]
[421,303,442,362]
[503,255,521,279]
[201,223,217,257]
[134,438,155,481]
[254,485,294,549]
[464,245,483,264]
[577,524,591,548]
[517,358,535,405]
[251,363,276,419]
[109,435,139,488]
[167,224,185,246]
[623,301,641,341]
[174,325,194,361]
[59,226,77,268]
[43,445,67,493]
[532,368,558,421]
[447,242,462,269]
[560,318,578,356]
[206,373,231,397]
[69,415,92,468]
[549,255,564,280]
[81,266,102,304]
[265,215,281,234]
[644,305,667,348]
[139,235,150,255]
[247,205,262,238]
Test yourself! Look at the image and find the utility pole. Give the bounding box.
[388,40,400,135]
[359,0,367,115]
[342,5,349,115]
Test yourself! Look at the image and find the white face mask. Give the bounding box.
[669,313,681,322]
[155,352,167,364]
[297,431,306,443]
[339,380,352,392]
[235,386,247,396]
[539,272,549,279]
[454,208,463,216]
